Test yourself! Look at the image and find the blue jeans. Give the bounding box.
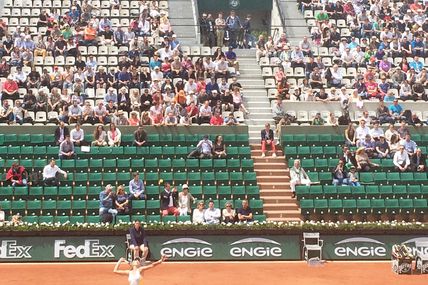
[99,207,118,216]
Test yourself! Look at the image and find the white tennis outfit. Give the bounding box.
[128,270,141,285]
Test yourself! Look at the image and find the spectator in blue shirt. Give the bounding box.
[99,184,118,222]
[411,37,425,57]
[388,99,405,121]
[129,172,145,200]
[401,134,418,157]
[104,87,118,104]
[409,56,424,73]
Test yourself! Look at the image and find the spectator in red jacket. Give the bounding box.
[210,110,224,125]
[6,162,28,186]
[1,76,19,100]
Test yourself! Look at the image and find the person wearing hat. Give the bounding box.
[99,184,118,223]
[348,166,360,186]
[178,184,196,216]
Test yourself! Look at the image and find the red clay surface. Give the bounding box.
[0,261,426,285]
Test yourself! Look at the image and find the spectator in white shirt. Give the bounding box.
[70,123,88,146]
[369,121,384,140]
[43,159,67,186]
[192,201,205,223]
[188,135,213,158]
[150,66,164,81]
[204,200,221,224]
[355,119,370,143]
[184,78,198,95]
[198,100,212,124]
[393,145,410,172]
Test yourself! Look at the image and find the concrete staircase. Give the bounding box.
[251,145,302,222]
[278,0,310,46]
[235,49,274,144]
[168,0,199,46]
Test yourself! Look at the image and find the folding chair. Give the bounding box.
[302,232,324,261]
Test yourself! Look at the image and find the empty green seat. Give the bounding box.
[69,216,85,224]
[393,185,407,198]
[323,185,337,198]
[300,199,314,216]
[57,200,72,215]
[356,199,371,215]
[329,199,343,215]
[413,199,427,214]
[295,185,310,200]
[378,185,393,198]
[399,199,414,214]
[309,185,323,198]
[26,200,42,215]
[342,199,357,215]
[360,173,374,184]
[314,199,328,214]
[371,199,385,215]
[385,199,399,214]
[407,185,421,198]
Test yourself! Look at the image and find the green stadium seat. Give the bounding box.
[314,199,328,214]
[146,215,161,223]
[90,159,103,171]
[131,215,146,222]
[380,159,394,170]
[87,186,102,199]
[69,216,85,224]
[117,172,131,184]
[299,199,314,216]
[33,159,47,169]
[159,172,173,183]
[43,134,55,145]
[149,146,162,157]
[75,159,89,170]
[295,185,310,200]
[293,134,306,145]
[117,159,131,171]
[203,186,217,199]
[173,134,186,145]
[421,185,428,198]
[72,186,87,200]
[43,187,58,199]
[323,185,337,198]
[58,186,73,199]
[146,186,160,200]
[356,199,371,215]
[323,146,337,157]
[185,159,199,170]
[249,199,263,214]
[144,159,158,170]
[342,199,357,215]
[243,172,257,185]
[371,199,385,215]
[14,186,28,197]
[158,159,172,171]
[20,159,33,169]
[86,216,101,223]
[190,185,203,198]
[254,214,267,222]
[392,185,407,198]
[217,186,231,200]
[39,216,54,224]
[350,186,365,198]
[385,199,399,215]
[407,185,422,198]
[26,200,42,215]
[23,216,38,223]
[414,172,427,182]
[379,185,393,198]
[316,159,328,171]
[360,173,374,184]
[301,159,315,169]
[200,172,214,184]
[319,134,332,145]
[86,200,100,215]
[162,215,177,223]
[136,147,150,156]
[0,134,4,145]
[399,199,414,215]
[172,159,186,171]
[329,199,343,215]
[318,172,332,184]
[130,159,144,169]
[297,146,310,158]
[57,200,72,215]
[117,215,131,223]
[311,146,323,158]
[387,172,400,184]
[309,185,323,199]
[177,215,191,223]
[246,185,260,199]
[306,134,319,146]
[20,146,33,157]
[42,200,57,215]
[28,187,43,199]
[71,200,86,216]
[74,173,88,185]
[400,172,414,183]
[188,172,202,184]
[173,172,187,184]
[4,134,17,145]
[55,216,70,224]
[413,199,427,214]
[373,172,387,183]
[227,147,238,158]
[284,146,297,158]
[146,200,160,215]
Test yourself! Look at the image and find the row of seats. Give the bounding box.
[0,146,252,159]
[0,198,264,216]
[0,133,250,146]
[0,185,262,201]
[300,198,427,216]
[3,0,168,9]
[296,185,428,200]
[12,213,267,224]
[1,158,255,172]
[283,133,428,145]
[288,158,428,171]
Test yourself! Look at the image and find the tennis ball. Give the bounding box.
[159,179,164,185]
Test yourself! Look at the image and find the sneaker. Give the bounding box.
[291,192,296,198]
[272,153,277,158]
[261,153,265,158]
[236,71,240,76]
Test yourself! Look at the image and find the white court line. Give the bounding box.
[0,260,391,266]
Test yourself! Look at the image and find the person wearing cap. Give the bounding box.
[358,134,376,158]
[388,99,405,121]
[161,182,179,217]
[43,159,67,186]
[348,166,360,186]
[99,184,118,223]
[178,184,196,216]
[393,145,411,172]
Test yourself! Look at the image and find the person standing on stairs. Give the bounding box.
[225,10,242,49]
[261,123,277,158]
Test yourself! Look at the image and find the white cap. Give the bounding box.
[182,184,189,190]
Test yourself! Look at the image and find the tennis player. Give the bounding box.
[113,255,167,285]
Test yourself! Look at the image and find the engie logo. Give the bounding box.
[54,240,115,259]
[160,238,213,258]
[402,237,428,256]
[230,238,282,257]
[0,240,32,259]
[334,237,387,257]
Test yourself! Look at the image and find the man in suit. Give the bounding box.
[129,220,149,261]
[261,123,277,157]
[54,121,70,145]
[411,148,427,172]
[160,182,179,217]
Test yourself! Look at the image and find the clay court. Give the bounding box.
[1,261,426,285]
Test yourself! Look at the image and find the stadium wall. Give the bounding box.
[0,231,426,262]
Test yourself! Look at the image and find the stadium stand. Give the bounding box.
[0,130,265,223]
